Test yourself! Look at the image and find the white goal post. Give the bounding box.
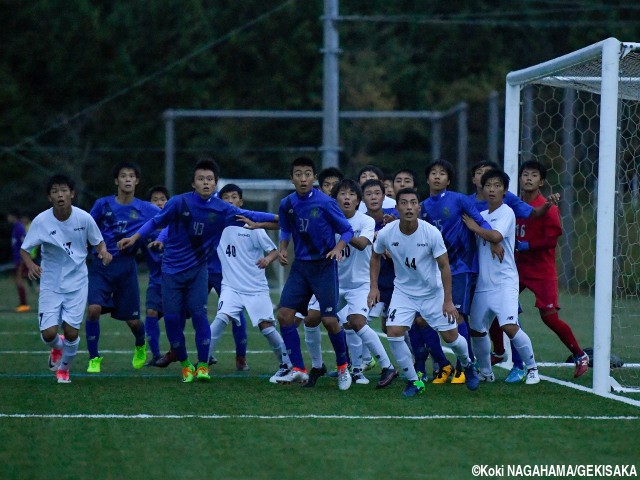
[504,38,640,397]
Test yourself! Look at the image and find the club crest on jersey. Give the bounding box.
[310,207,320,218]
[129,210,138,219]
[442,207,450,217]
[208,212,218,222]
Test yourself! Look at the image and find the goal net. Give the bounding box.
[503,38,640,395]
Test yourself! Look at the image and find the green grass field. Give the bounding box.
[1,273,639,480]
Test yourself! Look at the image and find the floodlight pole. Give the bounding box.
[322,0,340,169]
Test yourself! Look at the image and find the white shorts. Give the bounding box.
[218,287,275,327]
[38,285,88,331]
[338,284,370,319]
[306,295,320,312]
[386,290,456,332]
[368,301,388,319]
[470,288,519,333]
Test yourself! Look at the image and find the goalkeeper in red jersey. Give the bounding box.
[515,160,589,378]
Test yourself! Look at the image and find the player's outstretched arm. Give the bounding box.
[117,233,141,251]
[20,249,42,280]
[530,192,561,218]
[462,214,503,243]
[236,215,280,231]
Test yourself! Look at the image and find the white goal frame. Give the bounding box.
[503,38,640,397]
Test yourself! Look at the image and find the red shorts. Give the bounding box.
[519,276,560,311]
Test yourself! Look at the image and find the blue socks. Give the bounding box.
[408,325,428,376]
[164,313,188,362]
[328,329,349,367]
[85,320,100,358]
[191,312,211,364]
[145,315,161,357]
[280,324,305,370]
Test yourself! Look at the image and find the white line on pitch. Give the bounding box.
[0,413,638,420]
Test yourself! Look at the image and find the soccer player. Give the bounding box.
[463,169,540,385]
[20,174,112,383]
[118,159,277,383]
[207,183,291,376]
[357,164,396,212]
[516,160,589,377]
[383,178,395,199]
[419,159,492,384]
[469,160,558,381]
[141,185,169,366]
[7,210,30,312]
[271,156,354,390]
[85,162,160,373]
[321,179,398,388]
[369,188,480,396]
[392,168,418,196]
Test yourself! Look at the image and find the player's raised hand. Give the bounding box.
[546,193,561,206]
[237,215,258,229]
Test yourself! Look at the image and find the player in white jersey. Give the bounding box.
[369,188,480,396]
[462,169,540,385]
[206,184,291,380]
[20,174,112,383]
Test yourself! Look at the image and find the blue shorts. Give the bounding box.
[145,280,163,314]
[208,272,222,296]
[452,272,477,316]
[279,259,338,317]
[162,263,208,319]
[88,256,140,320]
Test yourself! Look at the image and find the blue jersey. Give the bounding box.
[469,191,533,219]
[279,188,353,261]
[142,227,164,286]
[90,196,160,258]
[420,190,491,275]
[136,192,276,275]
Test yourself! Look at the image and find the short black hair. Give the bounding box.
[112,161,141,179]
[393,168,418,185]
[290,156,316,176]
[219,183,243,199]
[318,167,344,186]
[480,169,510,190]
[471,160,500,176]
[519,160,547,180]
[395,187,420,203]
[425,159,455,185]
[146,185,170,201]
[46,174,75,195]
[360,178,385,194]
[193,157,221,182]
[331,178,362,202]
[357,165,384,183]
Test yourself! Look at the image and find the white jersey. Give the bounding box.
[358,195,396,213]
[475,203,519,293]
[217,225,277,294]
[374,219,447,297]
[21,206,103,293]
[336,211,375,290]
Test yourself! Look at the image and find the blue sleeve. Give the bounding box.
[89,198,104,223]
[505,191,533,218]
[461,195,492,230]
[278,197,291,241]
[157,227,169,244]
[226,205,276,226]
[137,196,180,238]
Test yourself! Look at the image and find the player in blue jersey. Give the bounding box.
[7,210,30,312]
[141,185,169,366]
[85,162,161,373]
[270,157,354,390]
[469,160,558,382]
[420,159,492,384]
[118,159,277,383]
